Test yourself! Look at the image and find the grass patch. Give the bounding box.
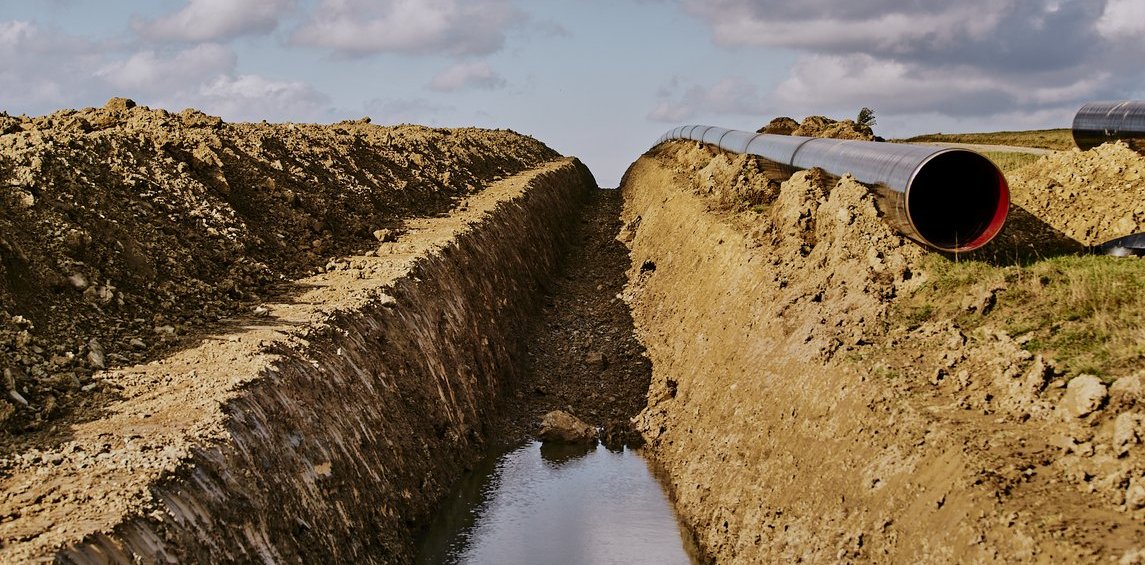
[980,151,1042,174]
[898,129,1074,151]
[895,254,1145,380]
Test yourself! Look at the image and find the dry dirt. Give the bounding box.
[759,115,876,141]
[1007,141,1145,245]
[0,98,557,447]
[620,140,1145,563]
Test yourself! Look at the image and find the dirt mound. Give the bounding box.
[620,140,1145,563]
[1007,142,1145,245]
[661,142,921,360]
[0,99,558,441]
[757,116,799,135]
[757,115,876,141]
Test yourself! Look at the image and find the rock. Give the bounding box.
[1059,375,1107,418]
[104,97,136,111]
[69,273,89,290]
[1113,413,1143,457]
[537,410,597,444]
[1128,477,1145,510]
[586,350,608,370]
[372,229,395,242]
[8,389,29,406]
[1111,374,1143,409]
[86,338,106,369]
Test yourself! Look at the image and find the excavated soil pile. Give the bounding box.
[1007,142,1145,245]
[758,115,875,141]
[0,99,557,441]
[620,141,1145,563]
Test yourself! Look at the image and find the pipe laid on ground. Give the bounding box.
[655,126,1010,253]
[1073,100,1145,152]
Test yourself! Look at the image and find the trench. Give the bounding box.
[414,189,698,564]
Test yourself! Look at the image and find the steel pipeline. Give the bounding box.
[1073,101,1145,153]
[655,126,1010,253]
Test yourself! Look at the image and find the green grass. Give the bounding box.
[895,254,1145,380]
[898,129,1074,151]
[980,151,1043,174]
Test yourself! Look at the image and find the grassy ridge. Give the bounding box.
[980,151,1043,174]
[901,129,1074,151]
[896,254,1145,380]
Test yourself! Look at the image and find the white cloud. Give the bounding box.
[677,0,1145,129]
[132,0,295,42]
[364,97,455,125]
[291,0,522,56]
[96,44,236,93]
[683,1,1002,55]
[648,77,767,122]
[172,74,330,122]
[1097,0,1145,39]
[772,53,1111,118]
[429,61,506,92]
[0,20,106,110]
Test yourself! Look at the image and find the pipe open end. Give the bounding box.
[906,150,1009,253]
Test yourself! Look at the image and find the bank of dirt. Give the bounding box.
[0,99,557,444]
[0,102,597,562]
[1006,141,1145,245]
[620,141,1145,563]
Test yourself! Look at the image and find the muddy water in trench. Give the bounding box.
[415,190,697,564]
[415,441,697,564]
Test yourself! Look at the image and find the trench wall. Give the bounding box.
[2,158,594,564]
[616,144,1124,563]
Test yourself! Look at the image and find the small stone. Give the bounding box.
[130,338,146,349]
[1128,477,1145,510]
[1111,374,1143,409]
[537,410,597,444]
[86,338,105,369]
[69,273,89,290]
[372,229,395,242]
[104,97,136,111]
[8,389,29,406]
[586,351,608,370]
[1113,413,1143,457]
[1059,375,1107,418]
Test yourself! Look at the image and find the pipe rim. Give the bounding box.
[904,148,1009,253]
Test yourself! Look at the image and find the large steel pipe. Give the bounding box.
[1073,101,1145,152]
[655,126,1010,253]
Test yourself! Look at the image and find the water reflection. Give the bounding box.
[416,441,697,565]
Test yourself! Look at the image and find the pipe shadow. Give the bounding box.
[955,204,1086,266]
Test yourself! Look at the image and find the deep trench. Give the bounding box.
[413,189,698,563]
[496,188,654,446]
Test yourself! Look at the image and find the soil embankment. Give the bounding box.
[619,141,1145,563]
[0,99,557,443]
[1,102,596,562]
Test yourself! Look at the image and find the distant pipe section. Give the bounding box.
[655,126,1009,253]
[1073,101,1145,152]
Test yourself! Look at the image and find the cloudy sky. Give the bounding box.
[2,0,1143,185]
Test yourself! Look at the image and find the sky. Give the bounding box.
[2,0,1144,186]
